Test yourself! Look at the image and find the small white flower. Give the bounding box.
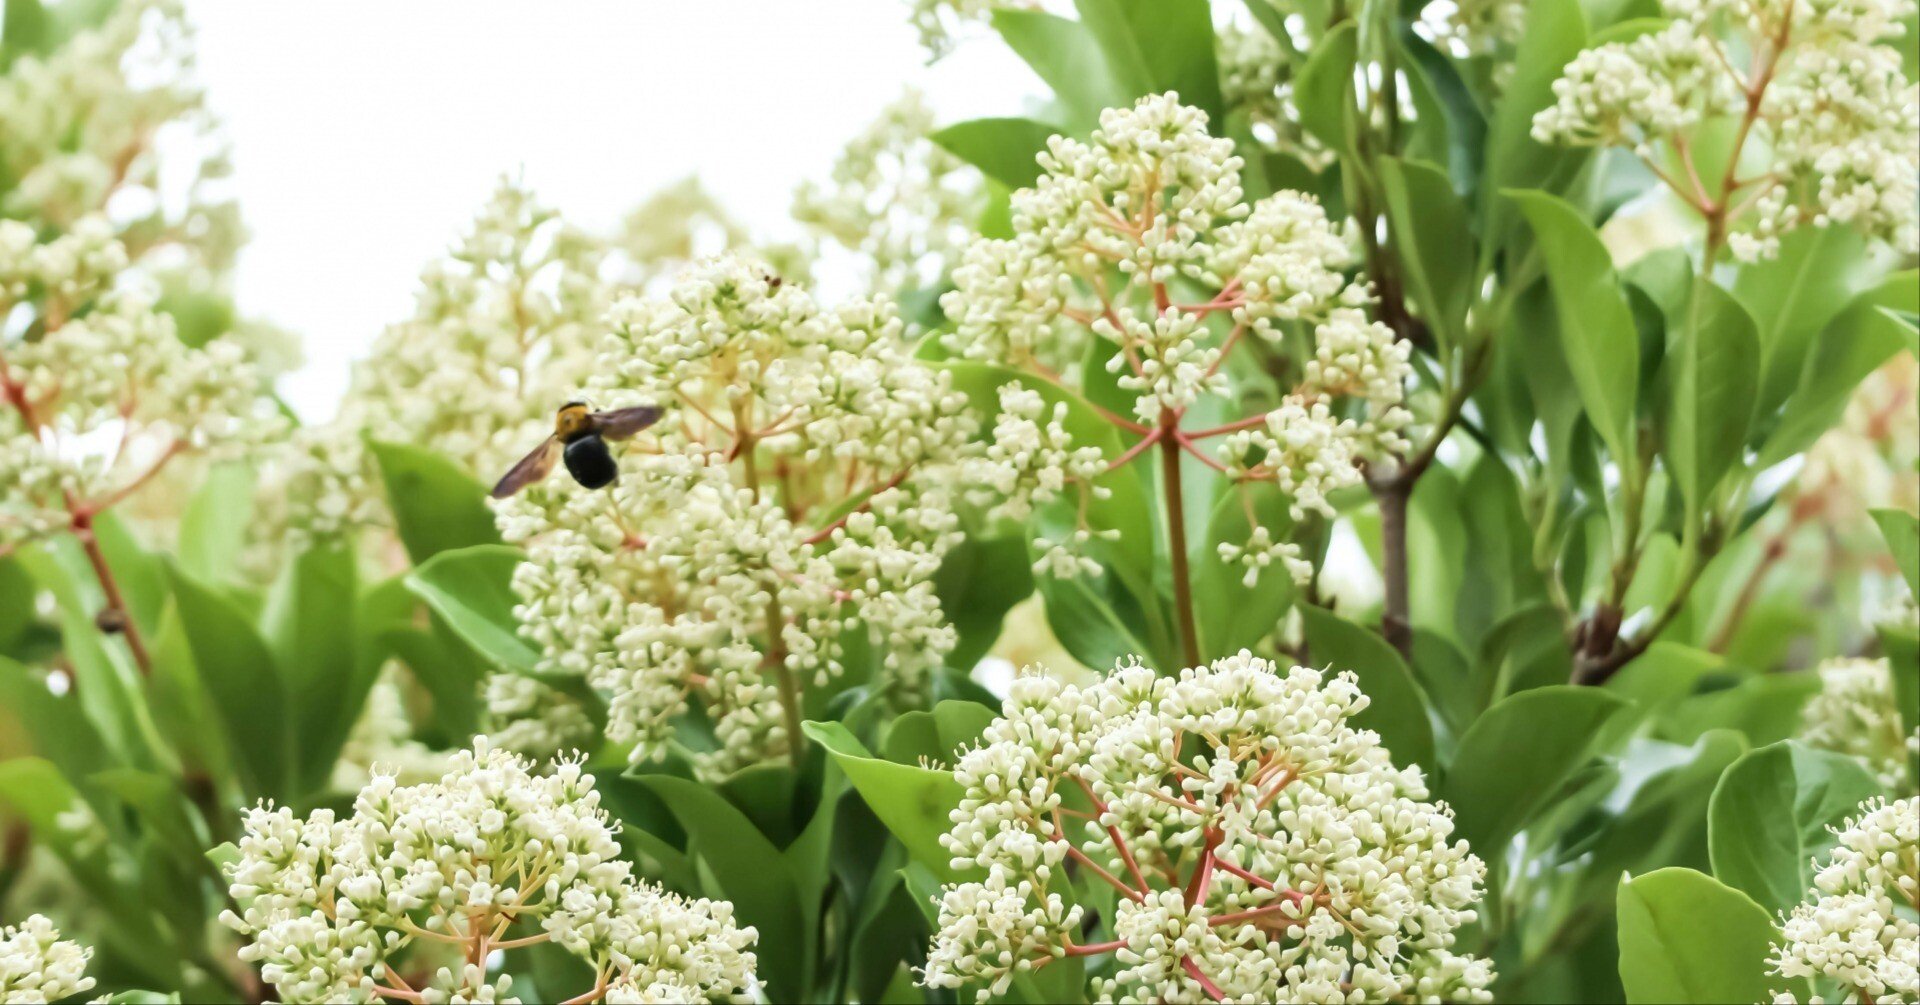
[0,915,94,1003]
[1771,795,1920,1003]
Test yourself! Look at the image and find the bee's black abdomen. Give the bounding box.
[563,434,618,489]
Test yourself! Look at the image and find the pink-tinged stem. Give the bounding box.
[1215,859,1276,890]
[1065,938,1128,956]
[1183,954,1227,1002]
[1208,890,1312,927]
[1066,843,1146,903]
[1104,428,1162,473]
[1184,413,1270,440]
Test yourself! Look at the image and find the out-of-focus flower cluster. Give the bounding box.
[1216,22,1333,166]
[1421,0,1529,59]
[1770,796,1918,1003]
[1,218,274,552]
[222,741,758,1004]
[1800,657,1917,791]
[921,650,1494,1004]
[792,90,980,297]
[1532,0,1920,259]
[906,0,1037,59]
[0,914,94,1003]
[498,255,976,775]
[941,94,1406,583]
[0,0,240,263]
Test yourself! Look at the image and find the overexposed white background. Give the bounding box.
[187,1,1034,419]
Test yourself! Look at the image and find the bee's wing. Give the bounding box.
[591,405,665,442]
[491,436,561,498]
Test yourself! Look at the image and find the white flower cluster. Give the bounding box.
[1800,657,1916,791]
[483,673,599,762]
[1,220,273,550]
[792,89,979,296]
[1771,796,1919,1003]
[941,95,1403,582]
[922,650,1494,1004]
[328,668,449,793]
[250,422,388,562]
[1533,0,1919,259]
[222,740,758,1004]
[499,256,975,774]
[1422,0,1529,58]
[1215,24,1328,165]
[0,0,239,261]
[0,915,94,1003]
[343,178,614,481]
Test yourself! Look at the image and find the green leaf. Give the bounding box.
[991,9,1125,131]
[1298,606,1435,773]
[1194,484,1294,660]
[1881,623,1919,741]
[367,440,501,565]
[0,657,111,783]
[1733,227,1878,417]
[1707,740,1884,914]
[1071,0,1223,123]
[403,544,541,676]
[1511,190,1641,466]
[639,774,810,1002]
[932,118,1059,190]
[177,462,256,584]
[165,565,290,798]
[1482,0,1588,232]
[1443,686,1627,858]
[803,721,981,885]
[263,541,367,793]
[1378,158,1475,351]
[1660,283,1759,518]
[1615,867,1796,1004]
[1759,277,1913,465]
[1294,22,1357,150]
[934,536,1034,671]
[1871,507,1919,599]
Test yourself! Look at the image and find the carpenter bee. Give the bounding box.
[491,402,663,498]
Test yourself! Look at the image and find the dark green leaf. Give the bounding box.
[1871,508,1919,599]
[1298,606,1435,773]
[1660,282,1759,519]
[935,536,1034,671]
[1379,158,1475,352]
[1071,0,1223,123]
[367,440,501,565]
[403,544,541,676]
[164,565,290,799]
[803,720,981,884]
[991,9,1126,130]
[1194,484,1294,659]
[177,462,255,584]
[263,541,367,793]
[1443,686,1627,857]
[1294,22,1357,150]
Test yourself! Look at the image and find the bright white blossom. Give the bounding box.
[1800,657,1916,790]
[940,95,1403,583]
[921,650,1494,1003]
[499,256,975,774]
[1771,796,1919,1003]
[1534,0,1919,259]
[222,741,758,1004]
[0,915,94,1003]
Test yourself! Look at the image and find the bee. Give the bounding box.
[491,401,663,498]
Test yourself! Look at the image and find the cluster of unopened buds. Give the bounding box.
[499,255,976,774]
[1533,0,1919,259]
[1798,656,1917,791]
[0,914,95,1002]
[1770,795,1919,1003]
[941,93,1410,587]
[222,740,758,1004]
[921,650,1494,1003]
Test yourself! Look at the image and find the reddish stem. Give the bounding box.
[1182,955,1227,1002]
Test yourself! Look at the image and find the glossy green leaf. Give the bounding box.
[1661,282,1759,518]
[1616,867,1795,1004]
[803,720,981,885]
[1871,507,1919,598]
[263,541,367,793]
[1482,0,1588,243]
[1443,686,1627,857]
[1194,484,1294,660]
[1294,22,1356,150]
[176,462,255,584]
[1733,227,1878,416]
[991,9,1125,130]
[1378,157,1474,351]
[931,117,1058,190]
[1298,606,1435,773]
[1071,0,1223,123]
[1708,741,1884,914]
[1759,277,1913,465]
[403,544,541,676]
[367,440,501,565]
[164,565,290,798]
[1511,190,1640,466]
[934,535,1034,671]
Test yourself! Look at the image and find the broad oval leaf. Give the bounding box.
[1616,867,1798,1004]
[1442,686,1627,858]
[368,440,501,566]
[1298,605,1435,773]
[1707,740,1883,914]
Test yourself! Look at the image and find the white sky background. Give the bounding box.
[186,1,1036,420]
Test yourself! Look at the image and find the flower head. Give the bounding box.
[1800,657,1916,790]
[222,740,758,1004]
[1771,795,1919,1003]
[0,915,94,1003]
[921,650,1493,1003]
